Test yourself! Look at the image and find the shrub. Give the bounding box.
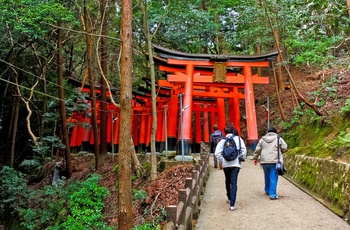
[16,174,111,230]
[0,166,28,223]
[340,99,350,116]
[58,174,112,230]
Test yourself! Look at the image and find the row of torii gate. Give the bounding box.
[69,44,279,154]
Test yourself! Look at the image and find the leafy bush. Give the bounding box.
[58,174,112,230]
[132,223,161,230]
[15,174,111,230]
[0,166,28,222]
[133,189,147,201]
[340,99,350,116]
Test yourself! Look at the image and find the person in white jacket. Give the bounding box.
[253,127,288,200]
[215,125,247,211]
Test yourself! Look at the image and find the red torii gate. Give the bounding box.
[67,45,278,155]
[153,44,279,153]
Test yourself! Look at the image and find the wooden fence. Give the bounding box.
[164,142,210,230]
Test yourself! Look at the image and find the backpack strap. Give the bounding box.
[277,135,281,161]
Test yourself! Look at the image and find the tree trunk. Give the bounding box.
[256,45,262,76]
[273,30,284,93]
[140,0,157,180]
[99,0,108,157]
[262,0,322,116]
[273,63,286,121]
[8,93,19,168]
[57,24,73,178]
[84,2,101,169]
[118,0,133,229]
[347,0,350,17]
[39,75,47,140]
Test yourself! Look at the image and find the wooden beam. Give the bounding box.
[167,73,269,84]
[166,58,270,67]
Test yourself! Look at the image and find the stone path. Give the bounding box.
[194,156,350,230]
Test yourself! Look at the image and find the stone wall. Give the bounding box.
[284,154,350,221]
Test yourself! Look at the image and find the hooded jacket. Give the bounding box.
[253,132,288,164]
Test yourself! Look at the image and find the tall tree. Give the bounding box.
[118,0,133,228]
[57,24,73,177]
[99,0,108,157]
[140,0,158,180]
[83,1,101,169]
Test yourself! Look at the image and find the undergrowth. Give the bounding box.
[282,102,350,162]
[0,168,111,230]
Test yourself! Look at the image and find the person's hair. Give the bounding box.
[224,124,237,135]
[213,124,218,130]
[268,127,277,133]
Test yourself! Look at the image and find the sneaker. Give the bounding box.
[230,206,236,211]
[270,196,278,200]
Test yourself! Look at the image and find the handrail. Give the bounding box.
[164,142,210,230]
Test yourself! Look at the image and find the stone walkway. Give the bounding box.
[194,156,350,230]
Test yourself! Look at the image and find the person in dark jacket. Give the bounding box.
[210,124,224,168]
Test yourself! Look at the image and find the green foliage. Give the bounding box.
[131,207,165,230]
[0,173,113,230]
[113,164,119,173]
[0,166,28,221]
[340,99,350,115]
[24,137,64,169]
[133,189,147,200]
[19,185,69,230]
[282,103,319,130]
[132,223,161,230]
[145,0,349,67]
[58,174,112,230]
[0,0,77,39]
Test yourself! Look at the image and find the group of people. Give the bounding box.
[210,124,288,211]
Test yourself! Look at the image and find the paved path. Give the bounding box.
[194,156,350,230]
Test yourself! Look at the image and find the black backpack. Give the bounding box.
[222,135,241,161]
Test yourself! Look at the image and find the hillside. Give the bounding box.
[255,61,350,162]
[13,61,350,229]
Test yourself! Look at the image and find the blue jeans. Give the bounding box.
[223,167,240,207]
[262,164,279,198]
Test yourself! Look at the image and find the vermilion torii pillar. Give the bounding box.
[179,64,194,154]
[243,66,258,147]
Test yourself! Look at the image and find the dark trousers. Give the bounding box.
[212,143,218,167]
[223,167,240,207]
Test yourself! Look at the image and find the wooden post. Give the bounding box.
[139,112,147,150]
[195,105,202,143]
[217,97,226,131]
[203,104,209,142]
[166,205,177,226]
[178,189,187,227]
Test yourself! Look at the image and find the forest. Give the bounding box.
[0,0,350,229]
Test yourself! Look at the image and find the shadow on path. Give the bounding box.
[194,156,350,230]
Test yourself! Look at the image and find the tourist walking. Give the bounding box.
[210,124,224,168]
[215,125,246,211]
[253,127,288,200]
